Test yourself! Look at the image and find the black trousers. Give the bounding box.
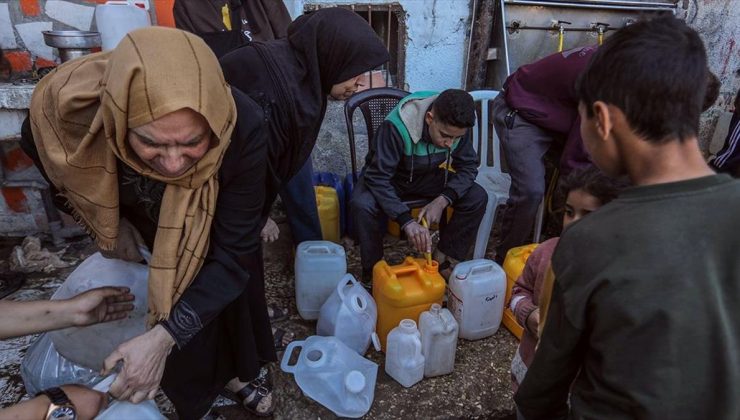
[351,178,487,274]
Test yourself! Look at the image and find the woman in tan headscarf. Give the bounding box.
[21,27,275,419]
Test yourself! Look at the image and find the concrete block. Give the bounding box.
[4,51,32,73]
[0,186,48,236]
[0,3,17,50]
[0,110,28,141]
[16,21,55,61]
[0,84,35,110]
[45,0,95,31]
[20,0,42,17]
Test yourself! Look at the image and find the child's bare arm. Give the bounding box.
[0,287,134,340]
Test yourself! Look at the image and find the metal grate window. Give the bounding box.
[303,4,406,89]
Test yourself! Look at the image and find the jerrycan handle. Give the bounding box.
[470,261,495,275]
[390,261,421,276]
[280,341,304,374]
[336,274,357,300]
[305,245,332,255]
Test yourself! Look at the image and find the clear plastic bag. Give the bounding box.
[48,251,150,370]
[21,333,106,396]
[93,375,165,420]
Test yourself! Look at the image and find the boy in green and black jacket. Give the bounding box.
[351,89,487,284]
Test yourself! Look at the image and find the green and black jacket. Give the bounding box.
[362,91,480,228]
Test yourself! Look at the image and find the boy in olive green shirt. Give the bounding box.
[515,16,740,420]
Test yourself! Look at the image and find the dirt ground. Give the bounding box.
[0,219,520,419]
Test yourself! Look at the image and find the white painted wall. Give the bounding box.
[283,0,473,91]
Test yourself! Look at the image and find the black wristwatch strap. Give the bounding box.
[40,387,71,405]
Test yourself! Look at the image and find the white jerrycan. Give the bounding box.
[48,250,150,370]
[317,274,379,355]
[281,336,378,418]
[385,319,424,388]
[95,0,151,51]
[295,241,347,320]
[448,259,507,340]
[419,303,458,377]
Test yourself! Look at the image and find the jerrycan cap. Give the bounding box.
[371,332,381,352]
[430,303,442,314]
[399,319,417,332]
[455,272,467,280]
[345,370,366,393]
[424,260,439,273]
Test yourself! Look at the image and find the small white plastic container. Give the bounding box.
[419,303,458,377]
[281,336,378,418]
[448,259,507,340]
[385,319,424,388]
[317,274,379,355]
[295,241,347,320]
[95,0,151,51]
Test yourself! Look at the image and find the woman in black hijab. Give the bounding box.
[217,7,388,415]
[221,6,389,201]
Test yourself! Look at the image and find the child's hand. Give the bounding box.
[67,287,135,327]
[526,308,540,336]
[59,384,108,420]
[261,217,280,243]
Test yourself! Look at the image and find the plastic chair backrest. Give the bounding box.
[469,90,502,171]
[344,88,410,181]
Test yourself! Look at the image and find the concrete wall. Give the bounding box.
[0,0,107,78]
[284,0,473,92]
[685,0,739,150]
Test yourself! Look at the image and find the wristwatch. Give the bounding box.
[40,387,77,420]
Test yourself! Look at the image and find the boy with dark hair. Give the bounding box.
[515,15,740,419]
[351,89,487,284]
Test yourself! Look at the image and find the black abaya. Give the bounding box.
[220,8,390,186]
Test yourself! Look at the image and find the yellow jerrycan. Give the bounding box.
[372,257,446,351]
[501,243,539,339]
[314,186,340,243]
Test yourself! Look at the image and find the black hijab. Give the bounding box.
[220,8,389,186]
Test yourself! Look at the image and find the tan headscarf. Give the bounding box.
[29,27,236,324]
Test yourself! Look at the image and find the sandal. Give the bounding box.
[200,409,226,420]
[272,326,295,353]
[267,303,289,322]
[222,367,274,417]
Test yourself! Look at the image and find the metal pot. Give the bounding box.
[42,30,102,63]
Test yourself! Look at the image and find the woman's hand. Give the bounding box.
[103,325,175,404]
[67,287,135,327]
[100,218,146,262]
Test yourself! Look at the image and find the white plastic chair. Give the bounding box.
[469,90,511,259]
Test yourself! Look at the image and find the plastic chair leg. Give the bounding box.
[473,193,500,259]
